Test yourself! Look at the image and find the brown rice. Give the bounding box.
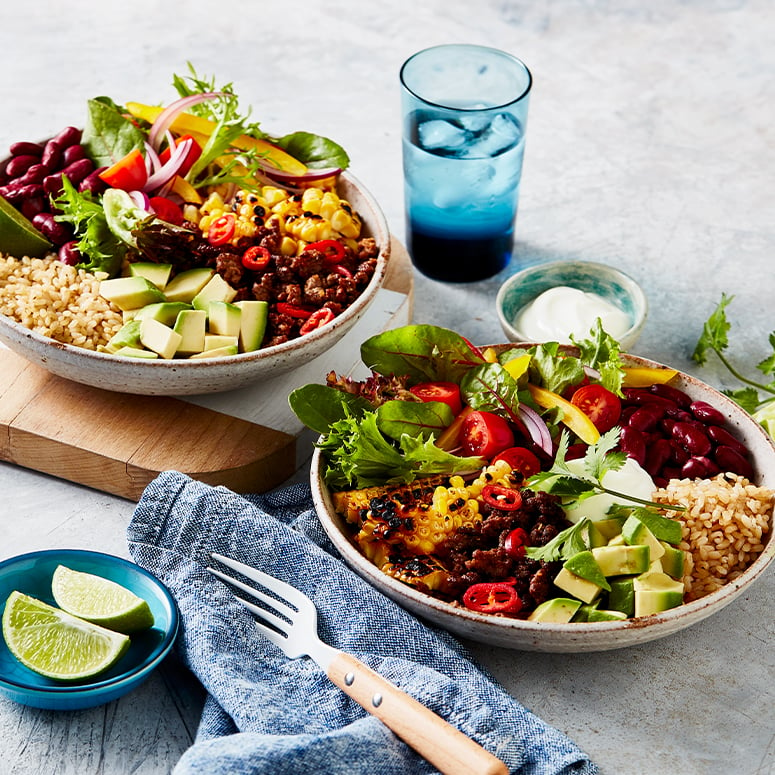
[654,473,773,601]
[0,253,123,350]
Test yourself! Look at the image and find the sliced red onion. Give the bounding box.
[144,137,194,193]
[262,165,342,185]
[144,142,161,176]
[518,404,553,456]
[128,189,151,211]
[147,92,225,151]
[583,365,601,380]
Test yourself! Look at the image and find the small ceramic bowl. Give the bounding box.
[311,352,775,652]
[0,172,390,395]
[0,549,178,710]
[496,260,648,351]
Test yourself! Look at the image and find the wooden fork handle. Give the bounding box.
[327,652,509,775]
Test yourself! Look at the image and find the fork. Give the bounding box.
[208,553,508,775]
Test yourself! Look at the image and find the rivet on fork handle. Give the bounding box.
[328,652,509,775]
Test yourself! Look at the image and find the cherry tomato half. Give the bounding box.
[459,411,515,459]
[492,446,541,478]
[462,579,522,614]
[570,384,622,433]
[207,213,236,246]
[481,484,522,511]
[408,382,463,416]
[242,245,272,272]
[98,148,148,192]
[300,307,335,334]
[149,196,184,225]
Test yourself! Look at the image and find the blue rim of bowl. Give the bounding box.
[0,549,179,695]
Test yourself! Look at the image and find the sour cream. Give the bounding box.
[512,286,631,343]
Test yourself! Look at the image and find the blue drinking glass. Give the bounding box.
[400,44,532,282]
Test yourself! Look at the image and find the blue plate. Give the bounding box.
[0,549,179,710]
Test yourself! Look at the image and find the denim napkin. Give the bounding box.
[127,471,598,775]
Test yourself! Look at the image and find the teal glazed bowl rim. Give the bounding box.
[496,260,648,351]
[0,549,179,710]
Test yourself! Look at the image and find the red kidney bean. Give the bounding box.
[668,440,690,466]
[62,144,87,166]
[659,418,676,436]
[18,163,47,185]
[620,426,647,466]
[42,172,66,196]
[623,388,676,408]
[671,421,711,456]
[0,181,43,203]
[78,167,108,195]
[665,406,693,422]
[52,126,82,148]
[61,158,94,187]
[682,456,713,479]
[649,383,692,407]
[690,400,725,426]
[10,140,44,157]
[628,405,665,432]
[40,140,63,171]
[661,466,683,481]
[20,196,47,220]
[645,438,672,477]
[714,445,754,480]
[32,212,72,246]
[57,240,81,265]
[707,425,748,456]
[5,154,39,178]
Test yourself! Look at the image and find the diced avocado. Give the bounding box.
[113,345,158,359]
[173,309,207,355]
[627,510,683,545]
[622,516,665,561]
[553,567,603,604]
[204,334,239,351]
[592,544,650,576]
[189,344,239,359]
[134,301,193,326]
[607,534,626,547]
[527,598,582,623]
[234,300,268,352]
[586,521,608,548]
[163,267,215,303]
[192,273,237,311]
[139,317,182,360]
[563,551,610,591]
[99,276,165,311]
[633,571,685,617]
[105,319,142,353]
[128,262,172,290]
[607,577,635,617]
[587,608,628,622]
[208,300,242,337]
[659,542,686,580]
[593,516,628,541]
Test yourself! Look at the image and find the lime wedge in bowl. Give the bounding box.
[2,591,130,682]
[51,565,154,634]
[0,194,51,258]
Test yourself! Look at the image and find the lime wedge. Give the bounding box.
[2,591,130,681]
[0,194,52,258]
[51,565,154,634]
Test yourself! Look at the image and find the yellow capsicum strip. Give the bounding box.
[621,366,679,388]
[526,383,601,446]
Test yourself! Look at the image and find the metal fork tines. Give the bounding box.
[208,552,508,775]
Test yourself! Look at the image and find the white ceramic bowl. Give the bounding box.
[311,352,775,652]
[0,173,390,395]
[496,260,648,351]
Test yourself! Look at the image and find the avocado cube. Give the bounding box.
[563,551,610,591]
[163,267,215,303]
[553,567,603,604]
[189,344,239,359]
[633,572,685,617]
[659,542,686,580]
[586,608,628,622]
[99,276,165,311]
[527,598,582,623]
[622,516,665,561]
[586,521,608,548]
[627,510,683,545]
[592,544,650,576]
[135,301,193,327]
[204,334,239,351]
[139,317,182,360]
[173,309,207,355]
[234,300,268,352]
[208,300,242,337]
[192,273,237,311]
[607,577,635,617]
[105,319,142,353]
[128,262,172,290]
[113,345,158,359]
[593,516,628,541]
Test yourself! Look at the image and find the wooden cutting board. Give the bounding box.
[0,237,414,500]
